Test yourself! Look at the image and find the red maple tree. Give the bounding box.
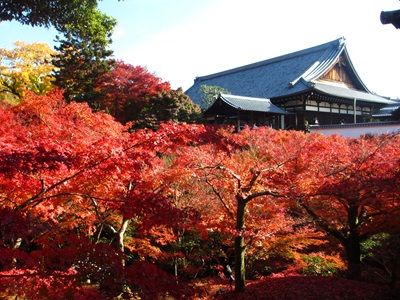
[291,133,400,279]
[1,91,399,297]
[0,89,197,299]
[94,60,171,124]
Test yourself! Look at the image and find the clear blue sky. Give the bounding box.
[1,0,400,98]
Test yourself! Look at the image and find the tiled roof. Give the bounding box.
[185,37,389,107]
[206,94,290,115]
[372,102,400,117]
[312,82,395,105]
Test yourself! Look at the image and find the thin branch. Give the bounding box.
[298,199,345,243]
[16,159,109,211]
[204,176,235,220]
[15,137,154,212]
[0,195,18,207]
[88,195,117,234]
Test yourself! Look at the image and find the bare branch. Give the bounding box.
[298,199,345,243]
[204,176,235,220]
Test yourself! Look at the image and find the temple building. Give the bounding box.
[185,37,398,130]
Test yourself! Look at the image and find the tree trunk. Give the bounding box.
[235,197,247,292]
[345,206,361,279]
[117,218,129,266]
[117,218,129,252]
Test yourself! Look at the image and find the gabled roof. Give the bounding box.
[206,94,290,115]
[185,37,390,106]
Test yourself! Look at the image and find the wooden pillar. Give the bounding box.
[354,98,357,124]
[237,110,241,131]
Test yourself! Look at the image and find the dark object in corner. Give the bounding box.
[381,9,400,29]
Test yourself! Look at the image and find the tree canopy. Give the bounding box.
[0,90,399,297]
[1,1,118,104]
[129,88,202,130]
[0,0,102,30]
[199,84,230,109]
[1,2,400,296]
[0,89,199,298]
[94,61,171,123]
[52,8,116,103]
[93,61,202,127]
[0,41,57,104]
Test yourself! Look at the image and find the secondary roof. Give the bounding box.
[206,94,290,115]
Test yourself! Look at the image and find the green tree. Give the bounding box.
[0,1,118,105]
[0,0,100,29]
[135,88,202,130]
[52,8,116,104]
[199,84,230,109]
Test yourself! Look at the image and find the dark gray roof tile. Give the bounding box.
[210,94,290,114]
[185,37,384,107]
[372,102,400,117]
[313,82,396,104]
[186,38,346,104]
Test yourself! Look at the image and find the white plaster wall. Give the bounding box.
[309,123,400,138]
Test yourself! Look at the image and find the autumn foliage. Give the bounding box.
[0,90,399,298]
[0,89,200,298]
[0,41,56,104]
[93,61,201,130]
[94,61,171,124]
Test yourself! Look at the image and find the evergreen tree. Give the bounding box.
[52,8,116,104]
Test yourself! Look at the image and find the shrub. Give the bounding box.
[300,253,344,276]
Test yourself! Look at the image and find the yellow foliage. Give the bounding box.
[0,41,58,103]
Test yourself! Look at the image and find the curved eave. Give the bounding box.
[206,94,290,115]
[289,38,345,87]
[372,103,400,117]
[341,47,371,93]
[303,40,345,82]
[312,83,395,105]
[194,37,346,87]
[219,94,241,110]
[288,38,371,93]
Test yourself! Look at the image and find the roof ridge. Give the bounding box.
[220,93,270,101]
[215,94,290,114]
[195,37,345,83]
[219,94,241,109]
